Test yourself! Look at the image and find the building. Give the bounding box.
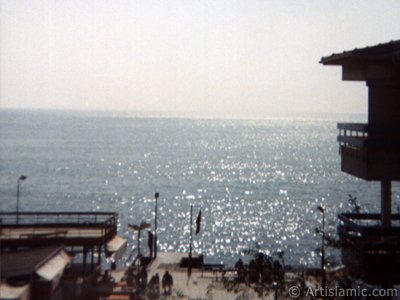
[321,40,400,284]
[0,246,71,300]
[0,212,127,299]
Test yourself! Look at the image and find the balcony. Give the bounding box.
[337,123,400,180]
[0,212,118,248]
[338,213,400,284]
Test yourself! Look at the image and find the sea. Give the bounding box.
[1,109,399,267]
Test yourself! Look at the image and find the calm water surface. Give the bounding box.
[1,110,399,266]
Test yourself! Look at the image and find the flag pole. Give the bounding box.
[188,204,193,277]
[154,192,159,258]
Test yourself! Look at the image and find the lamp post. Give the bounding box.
[128,222,151,257]
[317,205,326,287]
[16,175,27,224]
[154,192,159,258]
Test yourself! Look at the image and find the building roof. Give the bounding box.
[0,283,30,300]
[320,40,400,66]
[0,246,66,279]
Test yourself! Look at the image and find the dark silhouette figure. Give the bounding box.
[248,253,273,284]
[235,258,244,269]
[235,258,245,283]
[148,231,154,257]
[147,273,160,298]
[161,271,173,295]
[139,267,147,292]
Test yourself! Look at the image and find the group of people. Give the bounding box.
[234,255,284,285]
[146,270,174,297]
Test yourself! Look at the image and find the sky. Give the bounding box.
[1,0,400,117]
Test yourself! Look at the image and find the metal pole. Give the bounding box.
[190,205,193,255]
[154,192,159,258]
[188,204,193,277]
[321,210,326,287]
[98,246,102,265]
[16,180,20,224]
[317,205,325,287]
[16,175,27,224]
[138,228,141,257]
[381,180,392,228]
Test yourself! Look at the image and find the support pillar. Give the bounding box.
[98,246,102,265]
[91,246,95,270]
[381,180,392,228]
[83,246,87,275]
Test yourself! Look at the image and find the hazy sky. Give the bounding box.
[1,1,399,117]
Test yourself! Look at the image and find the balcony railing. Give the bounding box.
[337,123,368,148]
[337,213,400,284]
[0,211,117,226]
[338,213,400,239]
[337,123,400,150]
[0,212,118,247]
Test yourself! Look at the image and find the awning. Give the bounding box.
[106,236,127,260]
[0,283,30,300]
[36,250,71,281]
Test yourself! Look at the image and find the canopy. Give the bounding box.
[36,249,71,281]
[106,236,127,260]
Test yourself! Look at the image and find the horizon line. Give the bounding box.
[0,107,367,122]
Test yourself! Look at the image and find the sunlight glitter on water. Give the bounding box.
[1,112,396,267]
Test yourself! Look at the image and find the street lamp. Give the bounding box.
[16,175,27,224]
[317,205,326,287]
[128,221,151,257]
[154,192,159,258]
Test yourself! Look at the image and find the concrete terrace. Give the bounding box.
[119,252,321,300]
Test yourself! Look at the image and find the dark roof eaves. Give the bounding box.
[320,40,400,65]
[0,246,64,279]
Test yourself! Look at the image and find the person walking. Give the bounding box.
[162,270,173,295]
